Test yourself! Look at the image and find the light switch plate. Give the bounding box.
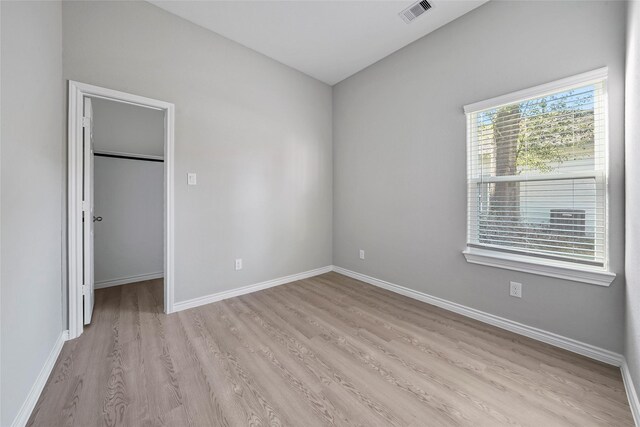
[187,173,197,186]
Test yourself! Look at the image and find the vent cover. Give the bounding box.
[399,0,432,24]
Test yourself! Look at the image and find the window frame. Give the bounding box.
[462,68,615,286]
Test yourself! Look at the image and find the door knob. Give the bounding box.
[93,216,103,222]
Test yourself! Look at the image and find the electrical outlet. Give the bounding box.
[235,258,242,271]
[509,281,522,298]
[359,249,365,260]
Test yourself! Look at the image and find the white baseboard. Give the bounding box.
[332,266,624,367]
[11,330,69,427]
[173,266,333,312]
[622,359,640,426]
[95,272,164,289]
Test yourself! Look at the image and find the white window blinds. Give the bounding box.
[465,70,608,267]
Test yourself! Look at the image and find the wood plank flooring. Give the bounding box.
[27,272,633,426]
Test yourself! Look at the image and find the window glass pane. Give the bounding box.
[472,85,601,178]
[471,178,602,263]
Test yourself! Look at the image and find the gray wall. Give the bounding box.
[94,157,164,286]
[626,0,640,404]
[333,1,626,352]
[92,98,164,286]
[62,1,333,303]
[0,1,64,426]
[92,97,165,157]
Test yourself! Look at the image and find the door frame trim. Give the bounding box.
[68,81,176,339]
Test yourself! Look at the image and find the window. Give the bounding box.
[463,68,615,286]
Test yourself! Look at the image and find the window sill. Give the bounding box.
[462,247,616,287]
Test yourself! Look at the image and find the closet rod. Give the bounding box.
[94,152,164,163]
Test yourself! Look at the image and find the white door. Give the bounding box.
[83,97,95,324]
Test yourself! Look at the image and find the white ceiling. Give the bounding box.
[150,1,488,85]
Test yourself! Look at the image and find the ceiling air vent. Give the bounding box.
[399,0,432,24]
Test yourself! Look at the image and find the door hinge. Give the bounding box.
[82,117,91,128]
[82,201,88,212]
[82,284,88,295]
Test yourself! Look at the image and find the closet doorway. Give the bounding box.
[68,81,175,339]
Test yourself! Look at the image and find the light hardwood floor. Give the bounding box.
[28,272,633,426]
